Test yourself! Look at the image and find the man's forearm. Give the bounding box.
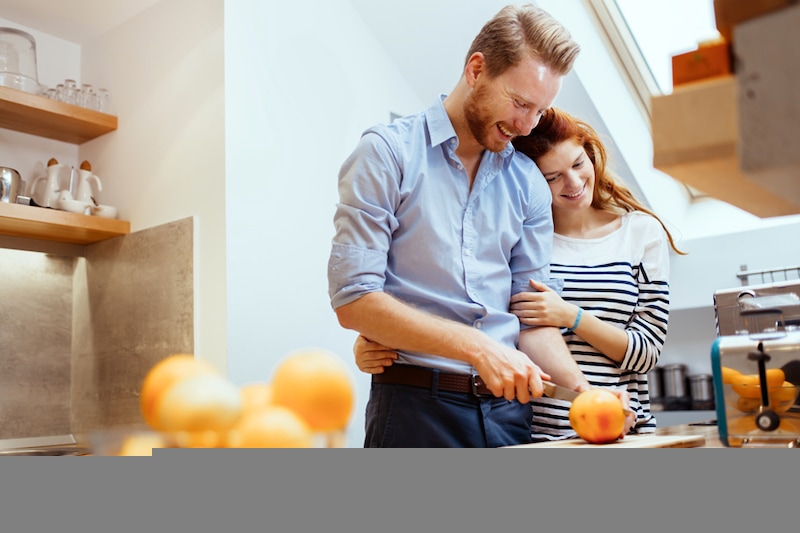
[335,291,483,366]
[518,326,588,391]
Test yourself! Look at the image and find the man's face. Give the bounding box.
[464,56,562,153]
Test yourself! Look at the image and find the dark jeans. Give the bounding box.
[363,380,533,448]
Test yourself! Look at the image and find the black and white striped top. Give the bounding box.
[531,210,671,441]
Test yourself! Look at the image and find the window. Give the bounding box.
[614,0,720,95]
[585,0,719,115]
[585,0,719,200]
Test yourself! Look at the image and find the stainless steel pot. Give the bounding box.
[662,363,688,398]
[688,373,715,410]
[0,166,21,203]
[648,367,664,399]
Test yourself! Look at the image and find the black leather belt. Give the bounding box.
[372,364,493,396]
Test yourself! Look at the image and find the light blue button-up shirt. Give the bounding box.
[328,96,560,373]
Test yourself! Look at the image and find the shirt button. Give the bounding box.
[456,163,463,170]
[464,249,472,256]
[475,322,482,329]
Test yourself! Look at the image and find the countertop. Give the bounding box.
[655,420,724,448]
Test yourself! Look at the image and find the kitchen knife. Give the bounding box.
[542,381,579,402]
[540,381,636,416]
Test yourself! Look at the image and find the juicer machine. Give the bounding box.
[712,278,800,447]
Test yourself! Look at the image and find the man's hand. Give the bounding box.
[469,343,551,404]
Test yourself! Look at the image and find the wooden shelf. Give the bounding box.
[0,202,129,245]
[0,85,117,144]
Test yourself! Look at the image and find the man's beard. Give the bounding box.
[463,83,508,153]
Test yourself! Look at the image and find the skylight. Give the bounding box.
[612,0,720,95]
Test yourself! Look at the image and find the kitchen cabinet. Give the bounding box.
[651,76,799,218]
[0,86,128,245]
[651,2,800,218]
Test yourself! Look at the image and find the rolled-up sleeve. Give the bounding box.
[327,131,400,310]
[510,171,555,297]
[508,168,558,329]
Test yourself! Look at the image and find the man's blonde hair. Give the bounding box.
[466,4,580,77]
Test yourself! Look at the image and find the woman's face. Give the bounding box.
[535,138,594,213]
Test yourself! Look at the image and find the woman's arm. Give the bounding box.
[510,279,629,363]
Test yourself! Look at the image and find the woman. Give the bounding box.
[509,108,685,440]
[355,108,684,440]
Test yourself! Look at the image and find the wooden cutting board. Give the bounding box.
[507,434,705,448]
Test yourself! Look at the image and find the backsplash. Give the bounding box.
[0,217,194,440]
[0,250,75,438]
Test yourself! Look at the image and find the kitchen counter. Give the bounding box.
[655,420,724,448]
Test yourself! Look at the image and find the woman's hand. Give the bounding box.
[611,387,637,439]
[353,335,398,374]
[509,279,579,328]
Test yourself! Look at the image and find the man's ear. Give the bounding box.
[464,52,486,88]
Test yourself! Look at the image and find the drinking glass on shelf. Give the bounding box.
[78,83,95,109]
[96,88,111,113]
[55,83,65,102]
[63,79,77,105]
[45,87,57,100]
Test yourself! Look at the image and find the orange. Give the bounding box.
[731,369,786,398]
[139,354,220,430]
[568,388,626,444]
[240,382,274,413]
[771,381,798,402]
[226,405,313,448]
[154,372,243,433]
[735,396,761,413]
[270,348,355,432]
[117,433,170,456]
[779,416,800,434]
[726,415,758,435]
[732,381,798,413]
[720,366,742,385]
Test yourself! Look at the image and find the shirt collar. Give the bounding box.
[425,94,515,159]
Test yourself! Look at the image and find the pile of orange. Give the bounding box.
[126,348,356,454]
[721,366,798,414]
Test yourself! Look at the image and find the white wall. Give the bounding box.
[224,0,425,447]
[78,0,227,371]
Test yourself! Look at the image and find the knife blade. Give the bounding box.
[540,382,636,416]
[542,381,578,402]
[541,381,580,402]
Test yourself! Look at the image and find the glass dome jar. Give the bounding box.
[0,27,40,94]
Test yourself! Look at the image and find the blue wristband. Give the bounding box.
[568,308,583,332]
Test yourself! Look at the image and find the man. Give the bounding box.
[328,4,593,447]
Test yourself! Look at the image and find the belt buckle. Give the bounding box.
[470,374,491,397]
